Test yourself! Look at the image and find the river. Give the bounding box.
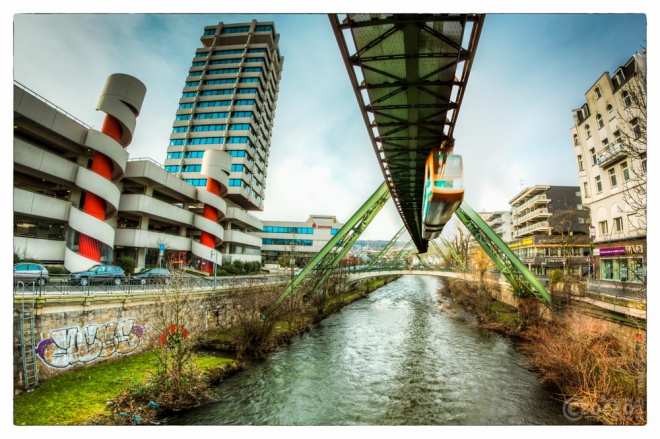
[170,275,581,425]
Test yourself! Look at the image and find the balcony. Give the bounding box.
[515,221,551,237]
[512,194,550,215]
[513,208,550,225]
[597,143,627,167]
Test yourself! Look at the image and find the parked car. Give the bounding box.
[130,268,170,285]
[14,263,49,286]
[67,265,126,286]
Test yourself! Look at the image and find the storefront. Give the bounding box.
[595,243,646,283]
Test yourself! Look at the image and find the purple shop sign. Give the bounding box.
[598,246,626,256]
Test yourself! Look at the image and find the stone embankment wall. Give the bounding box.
[13,289,245,388]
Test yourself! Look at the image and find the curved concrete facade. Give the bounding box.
[75,168,122,220]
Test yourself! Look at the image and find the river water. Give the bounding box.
[171,275,579,425]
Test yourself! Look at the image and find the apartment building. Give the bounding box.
[569,52,647,288]
[483,210,512,243]
[507,185,590,277]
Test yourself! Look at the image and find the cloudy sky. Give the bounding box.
[9,9,648,242]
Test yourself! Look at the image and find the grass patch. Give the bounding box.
[14,350,236,426]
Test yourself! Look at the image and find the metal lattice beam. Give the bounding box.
[439,236,468,271]
[263,182,392,317]
[367,226,406,268]
[455,202,552,304]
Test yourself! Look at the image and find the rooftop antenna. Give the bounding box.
[518,178,525,191]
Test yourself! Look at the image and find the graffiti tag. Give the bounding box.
[35,318,145,368]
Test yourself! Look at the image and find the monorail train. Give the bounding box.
[422,149,464,240]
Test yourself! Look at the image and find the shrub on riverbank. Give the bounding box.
[524,313,646,425]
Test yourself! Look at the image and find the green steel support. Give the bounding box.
[367,226,406,268]
[454,202,552,304]
[384,240,412,268]
[263,182,392,317]
[416,254,431,270]
[430,239,452,266]
[440,236,468,271]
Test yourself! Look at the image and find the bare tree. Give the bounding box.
[447,223,472,269]
[616,52,647,235]
[549,207,589,274]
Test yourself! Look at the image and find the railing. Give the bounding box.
[12,273,292,297]
[127,157,167,170]
[515,221,550,235]
[14,80,93,130]
[512,194,549,215]
[513,208,549,225]
[596,143,626,166]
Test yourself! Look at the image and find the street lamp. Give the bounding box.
[210,250,218,289]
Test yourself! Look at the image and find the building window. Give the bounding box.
[577,155,584,171]
[582,104,590,119]
[632,118,641,138]
[185,81,201,87]
[203,29,215,36]
[194,112,229,120]
[211,58,241,65]
[185,151,204,158]
[188,137,223,145]
[577,204,583,210]
[595,175,602,193]
[169,139,185,146]
[172,127,187,133]
[622,90,631,107]
[175,114,191,121]
[614,130,623,145]
[243,67,262,73]
[573,134,579,146]
[585,124,592,138]
[204,79,236,85]
[207,68,240,75]
[602,138,609,148]
[229,124,251,131]
[191,62,205,67]
[595,87,602,99]
[255,25,273,32]
[221,26,250,34]
[248,48,267,53]
[191,124,226,132]
[164,165,180,172]
[590,148,597,165]
[596,114,604,129]
[198,100,231,108]
[188,71,203,77]
[237,88,258,94]
[613,217,623,232]
[213,49,244,55]
[184,179,207,186]
[182,165,202,172]
[194,52,209,58]
[608,168,617,187]
[232,111,253,118]
[621,161,630,181]
[166,152,183,159]
[578,217,585,224]
[245,58,265,63]
[641,159,646,174]
[234,99,256,106]
[598,220,608,236]
[583,182,590,198]
[178,103,194,109]
[607,104,615,120]
[201,89,233,96]
[240,78,259,83]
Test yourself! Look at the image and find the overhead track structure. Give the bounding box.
[263,182,391,317]
[330,13,485,253]
[430,239,452,266]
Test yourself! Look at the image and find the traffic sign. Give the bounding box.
[159,243,165,252]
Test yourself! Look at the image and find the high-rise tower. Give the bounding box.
[164,20,284,271]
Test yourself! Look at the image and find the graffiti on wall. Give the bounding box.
[35,318,146,369]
